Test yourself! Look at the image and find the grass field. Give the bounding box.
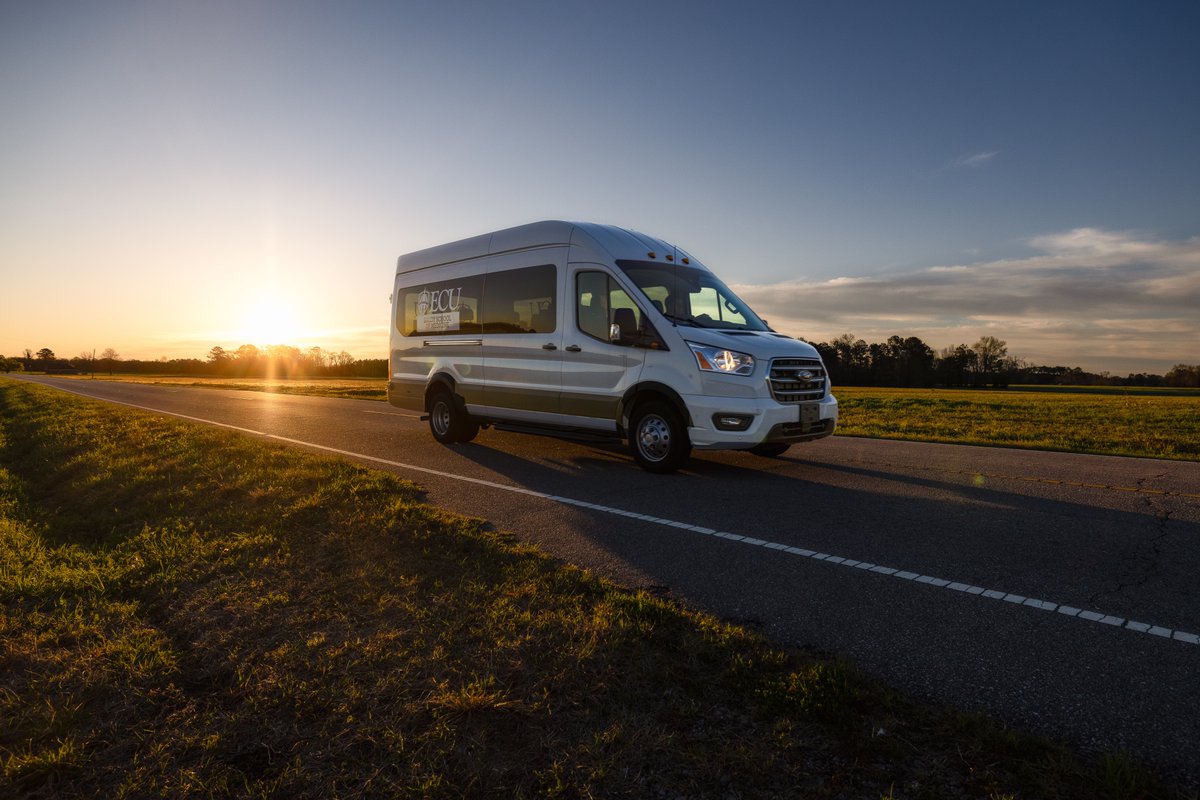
[52,374,1200,462]
[0,378,1183,799]
[55,374,387,401]
[1009,385,1200,397]
[833,387,1200,461]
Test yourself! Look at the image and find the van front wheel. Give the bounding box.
[428,388,479,444]
[629,401,691,473]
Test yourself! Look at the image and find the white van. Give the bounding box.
[388,221,837,472]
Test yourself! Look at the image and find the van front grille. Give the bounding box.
[768,358,827,403]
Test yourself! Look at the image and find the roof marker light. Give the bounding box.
[682,257,690,265]
[647,251,657,259]
[666,254,674,262]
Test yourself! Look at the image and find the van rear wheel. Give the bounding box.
[428,388,479,444]
[629,401,691,473]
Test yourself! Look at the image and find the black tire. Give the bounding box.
[750,442,791,458]
[428,388,479,444]
[628,400,691,473]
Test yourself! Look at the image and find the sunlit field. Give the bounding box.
[0,379,1177,798]
[58,374,387,401]
[834,386,1200,461]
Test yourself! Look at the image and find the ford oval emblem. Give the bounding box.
[797,369,814,379]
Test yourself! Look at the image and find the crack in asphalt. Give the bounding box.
[1090,492,1178,607]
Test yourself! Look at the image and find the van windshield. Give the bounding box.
[615,260,770,332]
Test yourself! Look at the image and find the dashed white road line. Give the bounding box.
[41,381,1200,647]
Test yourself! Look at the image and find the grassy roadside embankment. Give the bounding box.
[48,375,1200,462]
[0,378,1184,798]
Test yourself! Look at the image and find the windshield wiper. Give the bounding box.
[662,313,701,327]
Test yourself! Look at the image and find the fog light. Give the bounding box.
[713,413,753,431]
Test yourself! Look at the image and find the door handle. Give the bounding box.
[565,345,582,352]
[542,343,557,350]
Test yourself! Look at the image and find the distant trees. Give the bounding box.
[100,348,120,375]
[888,335,936,387]
[207,347,232,374]
[1164,364,1200,388]
[937,344,975,387]
[0,342,386,378]
[815,334,1006,387]
[10,336,1187,389]
[22,347,76,373]
[199,344,356,378]
[808,333,1176,388]
[971,336,1009,384]
[85,344,388,378]
[67,352,93,373]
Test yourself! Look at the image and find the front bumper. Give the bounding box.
[683,392,838,450]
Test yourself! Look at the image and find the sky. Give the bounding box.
[2,0,1197,375]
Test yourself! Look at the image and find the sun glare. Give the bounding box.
[238,296,305,346]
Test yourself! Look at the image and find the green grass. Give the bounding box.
[834,386,1200,461]
[1,378,1189,798]
[1009,385,1200,398]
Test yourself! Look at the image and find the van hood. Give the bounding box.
[677,327,822,361]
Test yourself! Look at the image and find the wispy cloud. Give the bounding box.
[951,150,999,169]
[920,150,1000,179]
[732,229,1200,373]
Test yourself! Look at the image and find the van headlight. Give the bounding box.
[687,342,755,376]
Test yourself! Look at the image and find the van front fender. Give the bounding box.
[618,382,693,433]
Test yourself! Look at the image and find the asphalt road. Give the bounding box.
[14,376,1200,787]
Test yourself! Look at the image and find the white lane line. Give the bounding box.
[44,383,1200,648]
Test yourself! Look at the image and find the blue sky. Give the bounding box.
[2,1,1197,373]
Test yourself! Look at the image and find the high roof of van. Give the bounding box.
[395,221,701,274]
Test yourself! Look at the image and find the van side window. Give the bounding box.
[397,274,485,336]
[576,272,610,341]
[576,271,665,348]
[482,264,557,334]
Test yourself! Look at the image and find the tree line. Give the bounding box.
[3,337,1198,388]
[809,334,1199,388]
[202,345,385,378]
[0,345,387,379]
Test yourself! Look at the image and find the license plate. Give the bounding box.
[798,402,819,429]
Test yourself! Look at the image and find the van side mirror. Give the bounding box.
[609,323,621,342]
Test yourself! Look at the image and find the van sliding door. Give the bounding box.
[479,252,565,415]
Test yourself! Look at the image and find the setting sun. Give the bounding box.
[237,296,305,346]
